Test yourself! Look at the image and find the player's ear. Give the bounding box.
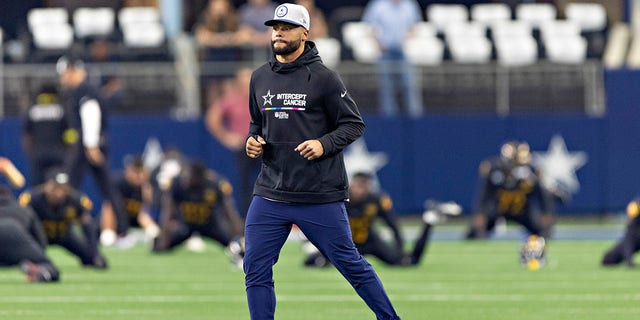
[302,29,309,40]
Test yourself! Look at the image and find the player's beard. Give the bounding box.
[272,38,302,56]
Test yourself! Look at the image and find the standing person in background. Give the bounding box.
[206,67,260,217]
[244,4,401,319]
[362,0,423,117]
[238,0,278,47]
[55,54,128,247]
[22,84,70,186]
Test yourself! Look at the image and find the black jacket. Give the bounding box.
[248,41,365,203]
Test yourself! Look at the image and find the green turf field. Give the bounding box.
[0,236,638,320]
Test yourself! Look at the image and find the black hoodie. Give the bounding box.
[248,41,365,204]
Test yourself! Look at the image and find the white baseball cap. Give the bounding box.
[264,3,310,30]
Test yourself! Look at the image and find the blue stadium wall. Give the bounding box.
[1,69,639,215]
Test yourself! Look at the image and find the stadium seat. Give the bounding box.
[539,20,586,63]
[27,8,73,50]
[515,3,557,28]
[27,8,69,29]
[314,37,341,68]
[73,7,115,39]
[118,6,161,27]
[350,37,380,63]
[539,20,581,39]
[426,4,468,32]
[413,22,437,39]
[544,34,587,64]
[565,2,607,32]
[341,21,374,49]
[494,36,537,66]
[443,21,486,40]
[118,7,165,47]
[470,3,512,27]
[491,21,537,66]
[448,36,492,63]
[403,36,444,66]
[491,20,532,39]
[31,24,74,50]
[121,22,164,47]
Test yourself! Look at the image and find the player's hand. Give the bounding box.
[0,157,26,188]
[246,135,266,158]
[295,140,324,160]
[86,147,105,165]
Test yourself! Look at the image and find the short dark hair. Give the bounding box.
[352,172,373,180]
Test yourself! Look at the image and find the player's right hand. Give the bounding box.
[246,135,266,158]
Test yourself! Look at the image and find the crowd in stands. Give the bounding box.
[0,0,628,117]
[0,1,622,64]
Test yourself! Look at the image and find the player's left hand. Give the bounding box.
[295,140,324,160]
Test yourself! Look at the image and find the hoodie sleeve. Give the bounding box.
[247,74,263,140]
[317,71,365,156]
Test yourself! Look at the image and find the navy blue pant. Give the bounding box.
[244,196,400,320]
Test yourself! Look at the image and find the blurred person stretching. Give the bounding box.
[244,4,400,319]
[0,158,60,282]
[56,54,128,247]
[465,141,555,240]
[19,169,107,269]
[465,141,554,269]
[22,84,70,186]
[304,172,460,268]
[206,67,261,217]
[153,161,245,267]
[113,156,160,241]
[602,198,640,267]
[362,0,423,117]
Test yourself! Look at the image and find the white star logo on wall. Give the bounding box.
[532,135,588,197]
[344,139,388,190]
[262,90,274,106]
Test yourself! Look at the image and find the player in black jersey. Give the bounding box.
[0,159,60,283]
[112,156,160,241]
[19,169,107,269]
[22,84,70,186]
[466,141,554,239]
[602,198,640,267]
[304,172,460,267]
[465,141,554,269]
[153,161,245,266]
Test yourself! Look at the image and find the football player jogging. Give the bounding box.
[602,198,640,267]
[244,4,400,319]
[19,169,108,269]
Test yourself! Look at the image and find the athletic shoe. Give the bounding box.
[422,200,462,225]
[19,260,53,283]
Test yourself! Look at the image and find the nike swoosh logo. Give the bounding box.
[341,90,347,98]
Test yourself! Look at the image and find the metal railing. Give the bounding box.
[0,57,605,118]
